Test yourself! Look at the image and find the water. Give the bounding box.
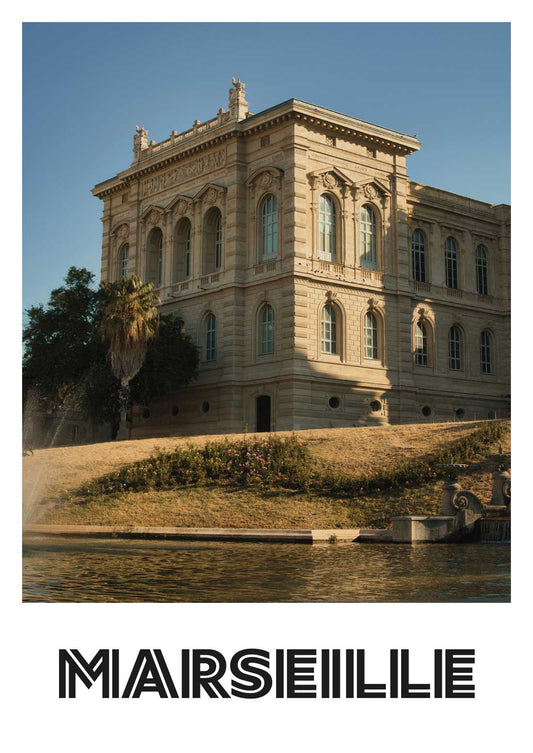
[22,537,510,603]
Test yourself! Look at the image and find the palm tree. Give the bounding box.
[100,275,160,440]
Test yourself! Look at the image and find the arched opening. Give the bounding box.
[118,243,129,279]
[174,218,192,282]
[476,245,489,295]
[321,303,338,354]
[256,395,271,432]
[259,304,274,355]
[445,237,458,289]
[146,227,163,286]
[260,194,278,261]
[360,204,378,269]
[364,311,379,360]
[203,208,222,274]
[318,194,337,262]
[412,229,426,282]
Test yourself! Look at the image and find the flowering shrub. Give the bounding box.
[84,435,312,496]
[82,421,506,500]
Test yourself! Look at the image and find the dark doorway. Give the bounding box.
[256,395,271,432]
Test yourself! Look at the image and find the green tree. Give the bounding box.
[23,267,101,411]
[100,275,160,440]
[131,314,199,406]
[24,267,199,441]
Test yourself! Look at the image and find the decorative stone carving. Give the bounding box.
[323,173,337,190]
[229,77,249,120]
[133,125,149,160]
[205,188,218,205]
[325,290,338,301]
[145,209,162,227]
[141,149,226,198]
[115,224,129,240]
[259,172,273,188]
[175,199,189,215]
[452,490,484,514]
[364,183,377,200]
[247,168,283,194]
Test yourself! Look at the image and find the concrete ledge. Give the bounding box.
[23,524,362,545]
[392,515,456,543]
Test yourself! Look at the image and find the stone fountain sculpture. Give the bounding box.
[392,456,510,543]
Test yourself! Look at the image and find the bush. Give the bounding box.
[84,434,313,496]
[82,421,507,501]
[312,420,507,498]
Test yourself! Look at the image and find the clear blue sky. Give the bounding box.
[23,22,510,313]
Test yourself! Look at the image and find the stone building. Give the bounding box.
[92,80,510,437]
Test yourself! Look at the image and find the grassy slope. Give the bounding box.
[24,421,510,529]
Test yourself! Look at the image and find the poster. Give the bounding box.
[10,7,528,751]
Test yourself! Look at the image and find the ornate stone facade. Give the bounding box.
[92,81,510,437]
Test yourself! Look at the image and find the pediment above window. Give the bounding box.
[141,205,165,226]
[309,167,354,191]
[246,166,284,190]
[193,183,227,206]
[111,222,130,240]
[355,178,391,201]
[167,194,194,216]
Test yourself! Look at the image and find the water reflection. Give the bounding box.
[22,537,510,603]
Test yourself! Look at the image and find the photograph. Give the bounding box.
[21,21,511,604]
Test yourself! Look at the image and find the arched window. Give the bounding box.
[415,320,428,366]
[476,245,489,295]
[259,304,274,355]
[364,312,378,359]
[157,235,163,286]
[321,304,338,354]
[412,229,426,282]
[360,205,377,269]
[146,227,163,287]
[205,314,217,362]
[215,214,222,270]
[119,244,129,279]
[318,194,337,262]
[261,195,278,261]
[203,208,223,274]
[448,326,462,370]
[480,330,493,374]
[445,237,458,289]
[174,218,192,282]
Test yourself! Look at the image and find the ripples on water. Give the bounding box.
[22,537,510,603]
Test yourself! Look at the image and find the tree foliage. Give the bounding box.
[131,315,199,406]
[23,267,101,411]
[100,276,160,439]
[23,267,199,434]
